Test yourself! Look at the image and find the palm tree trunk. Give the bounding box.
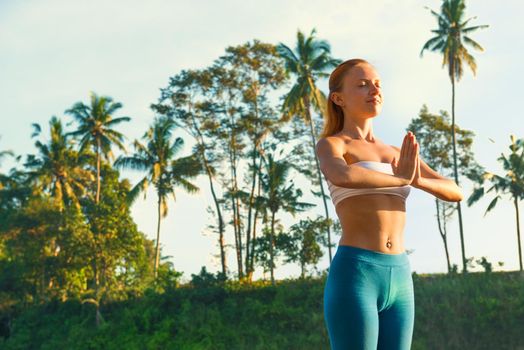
[92,237,102,327]
[450,72,467,274]
[96,138,101,204]
[514,196,522,271]
[304,96,333,263]
[93,138,102,327]
[270,211,276,286]
[154,193,162,279]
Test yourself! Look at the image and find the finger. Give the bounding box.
[399,135,408,159]
[411,138,417,162]
[400,134,408,162]
[406,133,413,160]
[411,137,417,158]
[390,157,396,172]
[413,143,419,168]
[410,137,418,168]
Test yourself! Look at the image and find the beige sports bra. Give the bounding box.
[325,161,412,207]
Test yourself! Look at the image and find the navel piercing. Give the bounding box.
[386,237,392,248]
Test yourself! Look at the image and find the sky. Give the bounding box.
[1,0,523,283]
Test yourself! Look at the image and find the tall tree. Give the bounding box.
[420,0,489,273]
[467,135,524,271]
[276,28,341,263]
[114,115,202,279]
[207,61,247,280]
[216,40,288,281]
[152,69,230,278]
[64,92,130,326]
[153,41,284,282]
[258,150,316,285]
[65,91,130,204]
[408,104,484,273]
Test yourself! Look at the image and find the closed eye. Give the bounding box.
[359,82,381,88]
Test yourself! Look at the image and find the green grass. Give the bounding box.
[1,271,523,349]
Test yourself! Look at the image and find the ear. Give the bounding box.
[331,92,344,107]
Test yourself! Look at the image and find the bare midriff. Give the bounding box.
[334,193,407,254]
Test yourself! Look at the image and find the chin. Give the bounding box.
[366,107,382,115]
[371,109,382,117]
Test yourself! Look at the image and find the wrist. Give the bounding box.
[412,177,425,188]
[396,175,412,186]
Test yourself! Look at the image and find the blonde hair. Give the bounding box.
[320,58,372,138]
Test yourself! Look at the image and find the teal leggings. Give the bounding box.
[323,245,415,350]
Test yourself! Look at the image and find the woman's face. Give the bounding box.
[331,63,383,119]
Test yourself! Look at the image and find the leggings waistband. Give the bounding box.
[335,244,409,267]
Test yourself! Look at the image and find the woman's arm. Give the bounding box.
[391,145,463,202]
[316,138,410,188]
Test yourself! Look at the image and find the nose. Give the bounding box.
[369,85,380,99]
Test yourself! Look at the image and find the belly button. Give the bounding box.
[386,237,392,248]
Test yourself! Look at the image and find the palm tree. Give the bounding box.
[276,28,341,263]
[0,136,14,167]
[24,117,93,211]
[0,137,15,191]
[114,116,202,279]
[0,137,16,193]
[467,135,524,271]
[258,150,316,285]
[420,0,489,273]
[65,91,130,204]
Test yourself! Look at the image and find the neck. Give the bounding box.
[340,116,375,141]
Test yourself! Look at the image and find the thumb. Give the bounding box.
[391,157,397,172]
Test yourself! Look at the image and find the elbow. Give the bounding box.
[335,164,356,187]
[439,192,463,202]
[436,180,463,202]
[323,168,349,188]
[333,171,356,188]
[327,174,344,187]
[449,183,464,202]
[450,192,464,202]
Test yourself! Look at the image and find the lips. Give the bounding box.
[367,98,380,104]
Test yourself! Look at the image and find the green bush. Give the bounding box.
[1,271,523,349]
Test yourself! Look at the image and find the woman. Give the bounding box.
[316,58,463,350]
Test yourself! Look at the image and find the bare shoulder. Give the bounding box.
[316,135,346,157]
[316,136,351,184]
